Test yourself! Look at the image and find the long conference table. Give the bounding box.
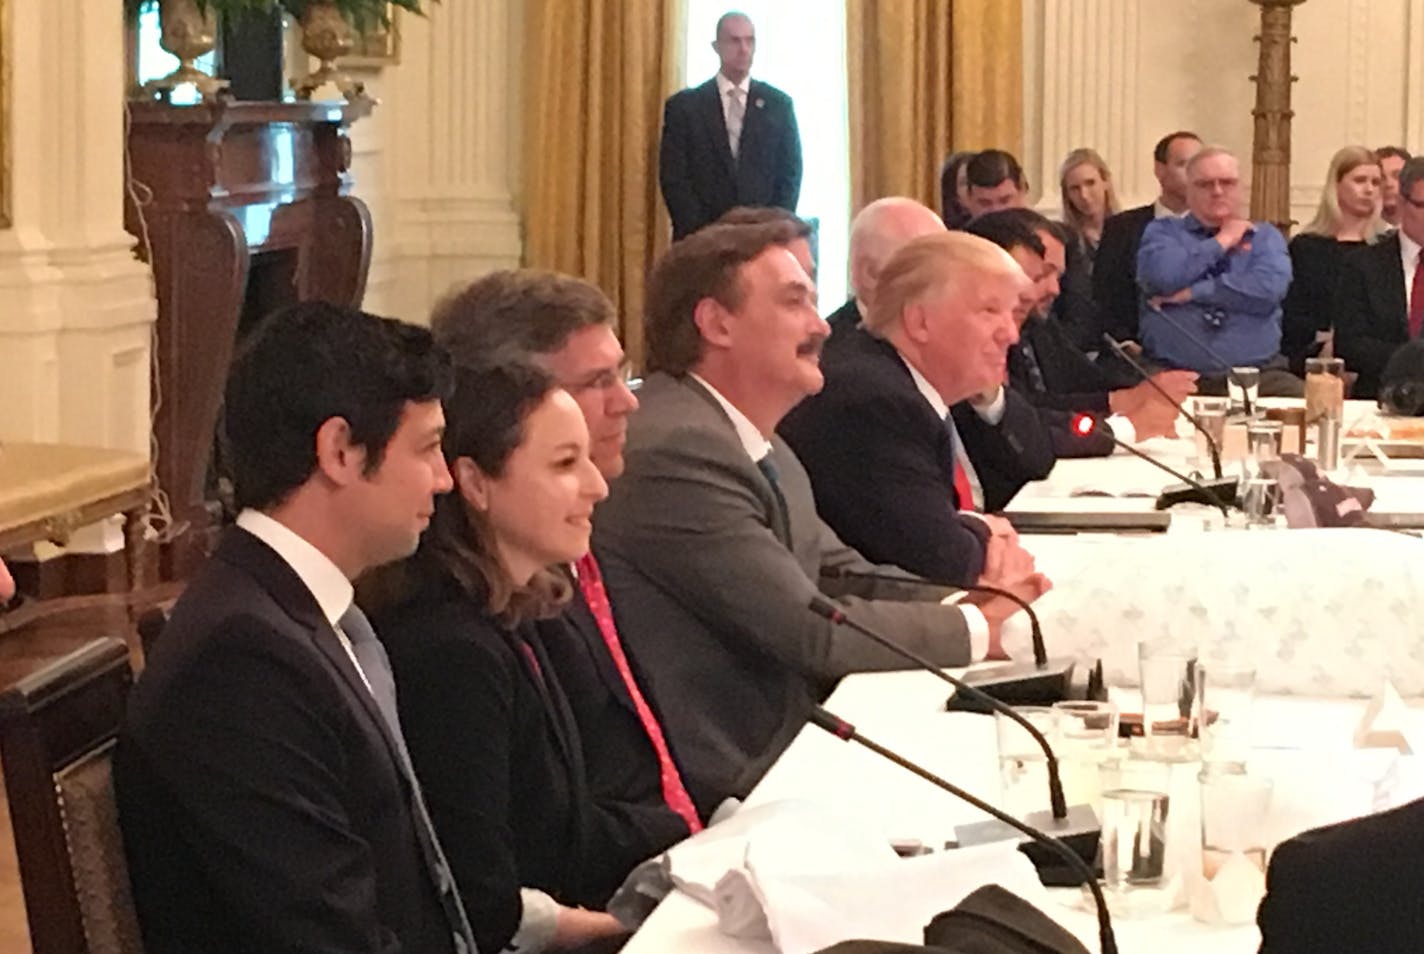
[624,397,1424,952]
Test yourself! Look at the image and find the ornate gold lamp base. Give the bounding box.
[292,1,367,102]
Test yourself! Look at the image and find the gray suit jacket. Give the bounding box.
[592,373,974,812]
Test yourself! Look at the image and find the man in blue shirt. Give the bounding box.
[1137,146,1302,396]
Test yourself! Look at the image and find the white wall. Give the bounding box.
[1022,0,1424,227]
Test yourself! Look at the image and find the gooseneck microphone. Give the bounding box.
[809,706,1118,954]
[818,566,1099,710]
[1070,414,1237,518]
[1101,333,1224,480]
[1145,304,1255,417]
[807,594,1100,876]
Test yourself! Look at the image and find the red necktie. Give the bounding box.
[1410,250,1424,339]
[953,458,976,512]
[575,553,703,834]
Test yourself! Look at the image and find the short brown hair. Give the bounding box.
[865,231,1024,335]
[431,269,616,368]
[644,220,801,375]
[715,205,813,239]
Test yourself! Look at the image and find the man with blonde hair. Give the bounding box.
[780,227,1055,588]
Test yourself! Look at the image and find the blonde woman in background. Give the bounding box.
[1281,145,1387,371]
[1059,148,1120,260]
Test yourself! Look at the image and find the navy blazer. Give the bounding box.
[1093,203,1155,343]
[1333,232,1410,398]
[658,77,802,239]
[116,528,460,954]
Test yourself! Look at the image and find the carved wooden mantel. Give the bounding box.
[124,98,374,577]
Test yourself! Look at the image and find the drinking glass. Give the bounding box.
[1195,663,1256,772]
[1227,367,1261,417]
[1053,700,1119,805]
[1099,757,1173,892]
[1191,397,1229,473]
[995,707,1056,821]
[1190,771,1272,925]
[1137,639,1197,761]
[1304,356,1346,424]
[1240,476,1281,528]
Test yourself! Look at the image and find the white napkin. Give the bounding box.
[1354,680,1421,753]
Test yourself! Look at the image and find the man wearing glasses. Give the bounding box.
[1336,156,1424,397]
[1136,146,1301,396]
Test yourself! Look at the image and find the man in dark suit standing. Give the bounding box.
[659,11,802,240]
[1257,797,1424,953]
[1335,156,1424,397]
[115,303,477,953]
[430,268,703,844]
[593,220,1048,811]
[1094,131,1201,346]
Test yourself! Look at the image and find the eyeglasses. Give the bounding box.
[563,359,637,395]
[1190,178,1240,192]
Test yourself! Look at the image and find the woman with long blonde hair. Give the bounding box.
[1059,147,1120,255]
[1282,145,1386,370]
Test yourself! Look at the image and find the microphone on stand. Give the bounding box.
[1145,303,1255,417]
[818,565,1104,709]
[806,595,1100,884]
[1101,333,1223,480]
[809,706,1118,954]
[1070,414,1237,518]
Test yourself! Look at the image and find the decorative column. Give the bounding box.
[1248,0,1308,232]
[1033,0,1143,208]
[382,0,522,323]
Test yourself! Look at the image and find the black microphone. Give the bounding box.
[818,566,1103,710]
[809,706,1118,954]
[1145,303,1255,416]
[807,595,1100,884]
[1070,414,1237,518]
[1101,333,1223,480]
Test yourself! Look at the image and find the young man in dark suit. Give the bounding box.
[429,269,704,839]
[1093,131,1201,346]
[1335,156,1424,397]
[658,11,802,240]
[115,303,477,954]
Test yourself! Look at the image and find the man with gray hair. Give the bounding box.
[1136,146,1299,395]
[825,196,945,337]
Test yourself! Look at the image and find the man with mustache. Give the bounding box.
[593,219,1047,812]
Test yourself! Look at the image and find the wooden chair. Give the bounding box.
[0,638,143,954]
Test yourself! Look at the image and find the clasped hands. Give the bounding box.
[965,515,1050,659]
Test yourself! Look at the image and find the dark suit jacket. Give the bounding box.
[825,296,861,340]
[593,372,976,815]
[949,392,1057,512]
[539,574,696,839]
[1333,232,1410,398]
[114,528,458,954]
[1093,204,1155,343]
[1010,315,1121,458]
[779,328,996,584]
[1257,797,1424,953]
[659,77,803,239]
[376,577,671,953]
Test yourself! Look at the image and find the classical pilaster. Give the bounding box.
[378,0,522,323]
[0,0,155,454]
[1032,0,1142,209]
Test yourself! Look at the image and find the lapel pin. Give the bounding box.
[755,98,765,109]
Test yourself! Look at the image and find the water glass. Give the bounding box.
[1137,639,1197,761]
[1099,757,1173,892]
[995,707,1056,821]
[1227,366,1261,417]
[1240,476,1281,528]
[1053,700,1119,805]
[1191,397,1229,471]
[1195,663,1257,772]
[1191,771,1272,925]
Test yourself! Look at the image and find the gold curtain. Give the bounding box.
[846,0,1023,215]
[522,0,682,368]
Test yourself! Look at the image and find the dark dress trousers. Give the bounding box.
[1257,797,1424,954]
[593,372,977,815]
[376,578,671,953]
[114,528,461,954]
[658,77,803,239]
[1093,203,1155,343]
[1280,233,1365,373]
[1333,232,1410,397]
[779,327,1052,584]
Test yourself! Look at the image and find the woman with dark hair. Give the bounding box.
[369,362,630,953]
[939,150,976,229]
